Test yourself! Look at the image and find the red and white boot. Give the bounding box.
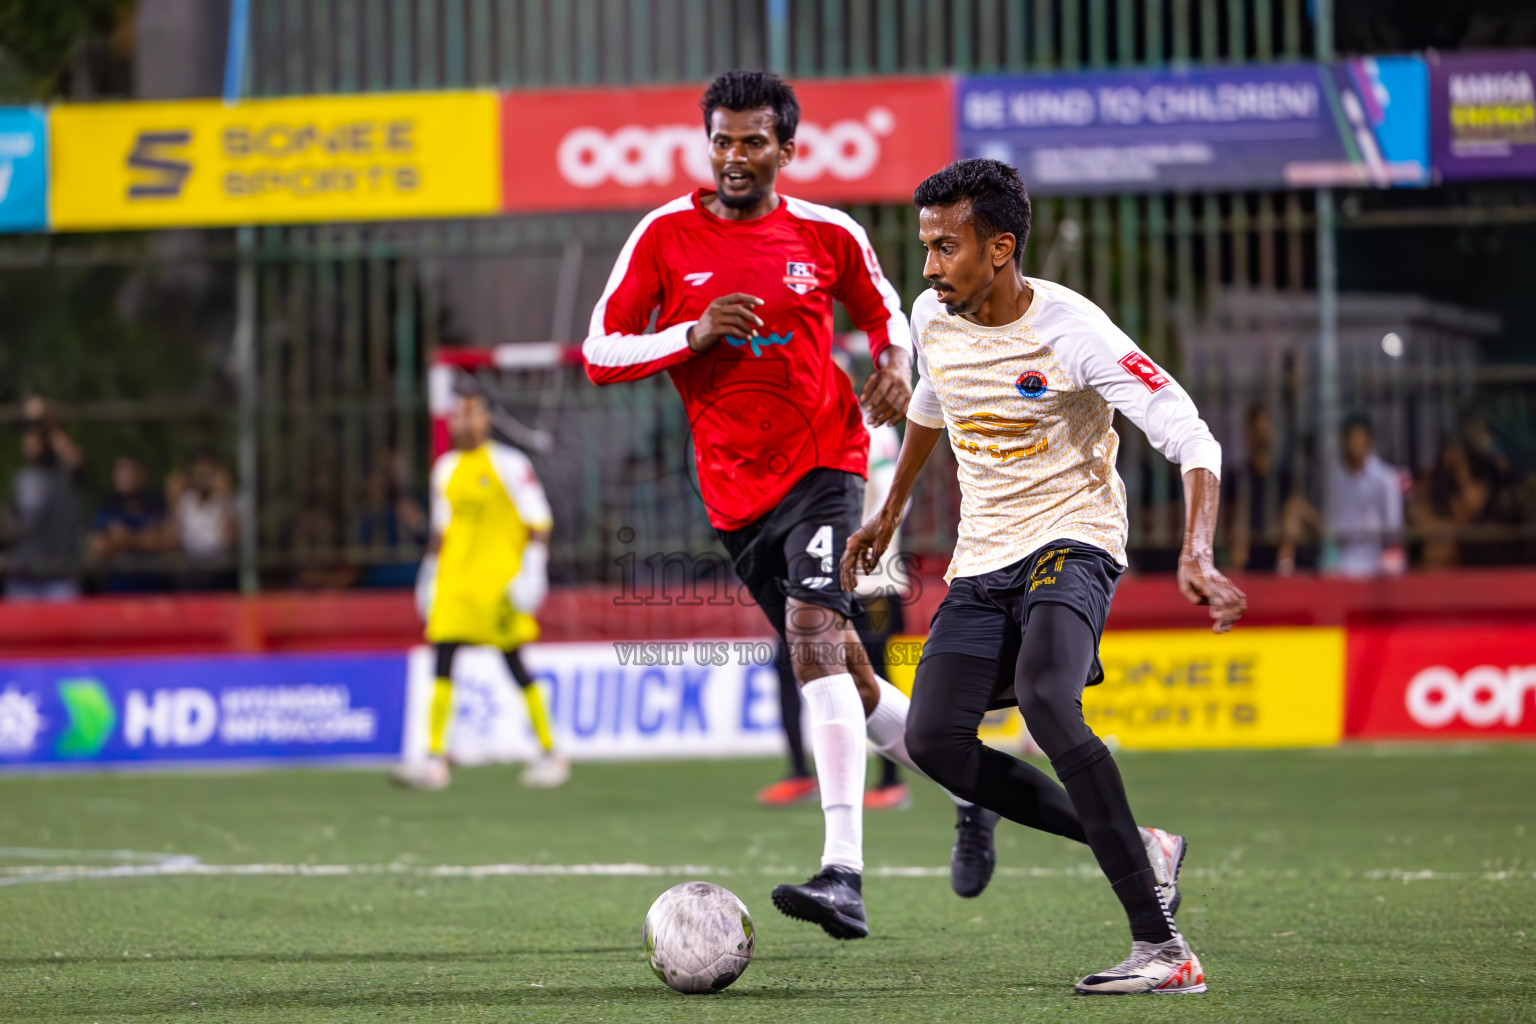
[1074,935,1206,995]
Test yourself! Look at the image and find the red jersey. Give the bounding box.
[583,189,910,530]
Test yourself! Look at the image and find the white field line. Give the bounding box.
[0,846,197,864]
[0,854,1532,889]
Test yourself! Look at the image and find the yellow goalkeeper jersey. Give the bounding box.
[425,441,553,648]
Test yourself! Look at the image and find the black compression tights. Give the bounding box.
[906,603,1174,943]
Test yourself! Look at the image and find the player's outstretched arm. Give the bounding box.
[1053,316,1243,632]
[841,422,942,590]
[1177,467,1247,633]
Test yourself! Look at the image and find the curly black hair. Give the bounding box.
[912,158,1032,268]
[700,70,800,143]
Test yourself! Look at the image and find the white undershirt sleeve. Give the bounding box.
[905,293,945,430]
[1055,314,1222,480]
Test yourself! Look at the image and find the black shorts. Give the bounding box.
[717,468,866,642]
[919,539,1122,710]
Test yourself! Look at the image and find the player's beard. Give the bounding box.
[933,284,967,317]
[716,179,771,210]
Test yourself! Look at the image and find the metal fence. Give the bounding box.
[242,0,1315,95]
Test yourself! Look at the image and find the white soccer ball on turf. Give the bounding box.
[643,881,755,994]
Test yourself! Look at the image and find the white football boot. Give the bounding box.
[1141,826,1187,914]
[390,757,450,790]
[521,752,571,788]
[1075,935,1206,995]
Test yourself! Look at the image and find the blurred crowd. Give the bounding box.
[1224,404,1536,577]
[0,397,427,600]
[4,394,1534,601]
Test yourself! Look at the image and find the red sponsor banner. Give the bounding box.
[500,76,954,213]
[1345,624,1536,739]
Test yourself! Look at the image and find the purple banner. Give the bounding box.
[1431,50,1536,182]
[958,60,1429,194]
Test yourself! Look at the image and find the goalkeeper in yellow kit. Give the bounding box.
[391,387,567,790]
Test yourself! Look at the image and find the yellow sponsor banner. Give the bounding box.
[50,91,500,230]
[886,627,1345,751]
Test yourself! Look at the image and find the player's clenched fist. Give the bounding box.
[1176,552,1247,634]
[688,293,765,352]
[840,508,899,592]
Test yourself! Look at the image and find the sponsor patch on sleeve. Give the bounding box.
[1117,351,1172,393]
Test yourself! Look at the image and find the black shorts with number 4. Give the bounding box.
[920,539,1123,710]
[717,468,866,642]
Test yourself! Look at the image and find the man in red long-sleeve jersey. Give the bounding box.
[584,71,977,939]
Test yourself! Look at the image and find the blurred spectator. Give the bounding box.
[1410,423,1515,567]
[1225,403,1305,572]
[357,447,429,587]
[1327,416,1406,577]
[89,455,172,592]
[2,398,84,601]
[168,449,238,590]
[291,480,357,590]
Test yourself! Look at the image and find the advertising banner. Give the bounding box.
[0,652,406,769]
[958,58,1428,194]
[50,91,500,230]
[0,107,47,232]
[888,627,1346,751]
[500,76,953,213]
[404,640,788,763]
[1345,624,1536,739]
[1430,50,1536,182]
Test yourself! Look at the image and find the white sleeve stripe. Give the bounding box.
[783,196,911,352]
[584,193,694,345]
[583,320,693,368]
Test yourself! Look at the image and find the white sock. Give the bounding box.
[802,672,866,873]
[864,677,919,774]
[866,676,972,808]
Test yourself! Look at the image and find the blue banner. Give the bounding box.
[0,652,407,768]
[958,58,1429,194]
[0,107,47,232]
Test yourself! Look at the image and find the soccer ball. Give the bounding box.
[643,881,755,994]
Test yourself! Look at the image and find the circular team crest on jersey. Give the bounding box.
[1015,370,1049,399]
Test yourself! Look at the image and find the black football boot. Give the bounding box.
[771,866,869,939]
[950,804,1000,898]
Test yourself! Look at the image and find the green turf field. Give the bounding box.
[2,746,1534,1023]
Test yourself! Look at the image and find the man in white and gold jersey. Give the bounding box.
[844,159,1245,996]
[391,387,566,791]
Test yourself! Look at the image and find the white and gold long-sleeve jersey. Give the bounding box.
[907,278,1221,581]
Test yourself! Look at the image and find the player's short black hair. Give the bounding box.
[1342,413,1373,437]
[700,70,799,144]
[912,158,1032,269]
[452,373,488,403]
